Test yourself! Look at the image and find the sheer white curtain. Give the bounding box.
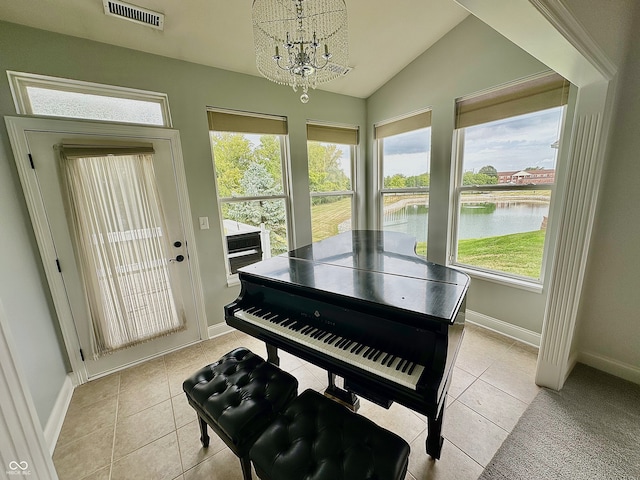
[59,148,185,357]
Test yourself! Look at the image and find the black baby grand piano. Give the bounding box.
[225,230,470,459]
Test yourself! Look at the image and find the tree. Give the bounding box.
[478,165,498,178]
[383,172,429,188]
[225,162,287,253]
[254,135,284,184]
[384,173,407,188]
[210,133,253,197]
[406,172,430,187]
[307,142,350,193]
[463,172,498,186]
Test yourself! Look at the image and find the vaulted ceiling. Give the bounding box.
[0,0,469,98]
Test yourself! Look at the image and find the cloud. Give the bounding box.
[462,108,563,172]
[383,128,431,155]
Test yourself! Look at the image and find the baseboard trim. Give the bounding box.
[43,373,74,454]
[466,310,541,347]
[578,351,640,385]
[208,322,234,339]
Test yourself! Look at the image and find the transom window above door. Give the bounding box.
[7,71,172,127]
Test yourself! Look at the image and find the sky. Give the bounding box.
[383,107,564,177]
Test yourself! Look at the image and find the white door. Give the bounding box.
[7,118,205,379]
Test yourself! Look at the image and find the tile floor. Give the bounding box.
[52,323,541,480]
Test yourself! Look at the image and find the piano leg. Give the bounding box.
[324,372,360,412]
[266,343,280,366]
[426,406,445,459]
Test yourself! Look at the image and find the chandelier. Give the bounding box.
[252,0,349,103]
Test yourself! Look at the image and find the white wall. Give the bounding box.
[576,11,640,375]
[0,134,68,426]
[366,16,554,334]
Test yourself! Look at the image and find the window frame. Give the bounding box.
[307,122,359,241]
[449,76,569,290]
[7,71,172,127]
[208,108,293,284]
[375,110,432,252]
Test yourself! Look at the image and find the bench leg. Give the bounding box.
[266,343,280,366]
[198,415,210,448]
[240,455,253,480]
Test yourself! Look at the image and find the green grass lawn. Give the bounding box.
[311,196,353,241]
[311,199,545,279]
[457,230,546,279]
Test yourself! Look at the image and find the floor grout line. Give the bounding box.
[57,327,537,480]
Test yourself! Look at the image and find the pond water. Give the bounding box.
[383,201,550,243]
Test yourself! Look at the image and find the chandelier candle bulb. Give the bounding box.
[252,0,349,103]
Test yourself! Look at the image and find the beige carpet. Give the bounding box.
[479,363,640,480]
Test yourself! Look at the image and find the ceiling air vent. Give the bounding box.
[326,64,353,76]
[103,0,165,30]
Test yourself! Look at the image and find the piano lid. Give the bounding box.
[238,230,470,324]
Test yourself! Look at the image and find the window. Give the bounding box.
[7,71,171,126]
[208,109,291,277]
[375,110,431,257]
[451,73,569,283]
[307,123,358,242]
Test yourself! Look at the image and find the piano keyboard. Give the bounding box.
[234,307,425,390]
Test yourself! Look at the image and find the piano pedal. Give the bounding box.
[344,379,393,409]
[324,385,360,412]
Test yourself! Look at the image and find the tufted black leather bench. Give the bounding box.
[183,347,298,480]
[249,389,411,480]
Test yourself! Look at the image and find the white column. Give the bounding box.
[536,80,612,389]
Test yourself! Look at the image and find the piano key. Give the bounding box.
[234,308,424,390]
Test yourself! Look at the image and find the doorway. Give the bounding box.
[5,117,207,381]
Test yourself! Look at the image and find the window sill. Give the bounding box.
[226,275,241,288]
[452,265,544,294]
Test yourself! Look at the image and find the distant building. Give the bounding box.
[497,169,555,185]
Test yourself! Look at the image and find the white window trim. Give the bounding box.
[7,71,172,127]
[448,109,565,288]
[309,143,358,232]
[377,138,430,230]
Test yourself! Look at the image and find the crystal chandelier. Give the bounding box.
[252,0,349,103]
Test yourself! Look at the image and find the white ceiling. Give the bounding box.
[0,0,469,98]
